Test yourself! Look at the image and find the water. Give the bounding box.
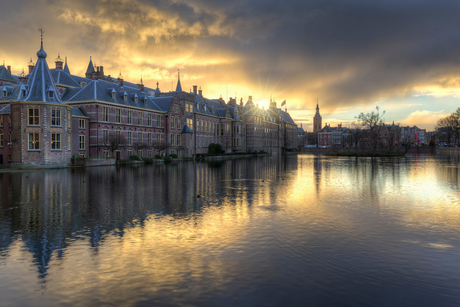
[0,154,460,306]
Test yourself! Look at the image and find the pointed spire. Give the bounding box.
[63,57,70,74]
[175,69,182,92]
[86,56,95,74]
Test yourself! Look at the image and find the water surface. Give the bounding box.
[1,154,460,306]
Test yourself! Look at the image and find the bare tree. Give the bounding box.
[435,114,459,146]
[133,142,148,156]
[152,140,171,156]
[355,106,386,150]
[103,133,127,156]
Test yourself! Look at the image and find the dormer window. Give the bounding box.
[22,89,26,97]
[112,90,116,99]
[80,82,87,87]
[2,90,6,98]
[134,96,138,103]
[144,97,148,104]
[49,91,54,99]
[123,92,127,101]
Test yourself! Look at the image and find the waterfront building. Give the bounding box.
[0,40,298,167]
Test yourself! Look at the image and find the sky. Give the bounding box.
[1,0,460,131]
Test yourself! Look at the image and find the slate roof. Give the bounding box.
[0,65,15,82]
[280,110,295,124]
[150,96,173,112]
[64,79,163,112]
[50,69,80,88]
[181,124,193,133]
[22,45,64,104]
[63,58,70,74]
[85,57,95,74]
[0,104,11,114]
[71,106,89,117]
[175,75,182,92]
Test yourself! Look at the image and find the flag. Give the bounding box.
[281,100,286,106]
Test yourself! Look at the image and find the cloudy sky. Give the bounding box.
[1,0,459,130]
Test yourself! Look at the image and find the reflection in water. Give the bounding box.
[1,154,460,306]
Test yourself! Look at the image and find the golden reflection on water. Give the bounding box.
[1,154,460,305]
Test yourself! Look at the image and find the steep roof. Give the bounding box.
[175,74,182,92]
[85,57,95,74]
[71,106,89,117]
[280,110,295,124]
[22,44,64,104]
[63,57,70,74]
[0,65,15,82]
[50,69,80,88]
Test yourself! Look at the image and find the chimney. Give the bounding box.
[193,85,197,95]
[138,83,144,92]
[99,66,104,80]
[92,71,97,80]
[198,87,202,97]
[7,66,11,74]
[107,75,112,82]
[28,59,35,74]
[118,76,123,87]
[55,54,63,70]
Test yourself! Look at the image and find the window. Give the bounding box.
[28,108,40,125]
[177,118,181,129]
[103,151,109,158]
[128,111,132,124]
[28,133,40,150]
[148,114,152,126]
[102,130,109,145]
[138,112,143,125]
[174,105,178,113]
[148,150,152,158]
[171,134,175,145]
[80,82,87,87]
[124,93,127,101]
[138,150,143,158]
[157,115,161,127]
[49,90,54,99]
[135,96,138,103]
[112,90,116,99]
[79,135,85,150]
[0,134,3,147]
[127,150,133,156]
[157,133,161,141]
[68,110,71,128]
[148,132,152,145]
[138,132,143,144]
[51,109,61,126]
[116,109,121,123]
[171,117,175,129]
[177,135,181,146]
[2,90,6,98]
[68,133,71,150]
[127,131,133,145]
[103,107,109,122]
[79,119,85,129]
[0,116,3,126]
[116,130,121,137]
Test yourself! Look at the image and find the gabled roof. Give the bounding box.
[0,65,15,82]
[22,45,64,104]
[175,74,182,92]
[150,96,174,112]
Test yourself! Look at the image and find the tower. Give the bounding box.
[313,99,322,133]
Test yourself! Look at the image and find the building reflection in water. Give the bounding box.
[0,153,460,306]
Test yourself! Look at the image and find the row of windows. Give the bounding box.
[28,133,71,150]
[170,116,182,130]
[103,130,163,146]
[170,134,181,146]
[27,108,71,128]
[102,106,161,126]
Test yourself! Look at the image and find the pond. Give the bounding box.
[1,154,459,306]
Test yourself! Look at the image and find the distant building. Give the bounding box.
[313,101,322,133]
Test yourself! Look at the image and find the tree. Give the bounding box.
[103,133,127,156]
[435,114,459,146]
[133,142,148,156]
[355,106,386,150]
[152,140,171,156]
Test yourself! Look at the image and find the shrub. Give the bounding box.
[143,158,154,164]
[208,143,225,154]
[164,156,172,163]
[155,154,161,159]
[129,155,142,161]
[169,154,178,158]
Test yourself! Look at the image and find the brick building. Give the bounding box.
[0,40,298,167]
